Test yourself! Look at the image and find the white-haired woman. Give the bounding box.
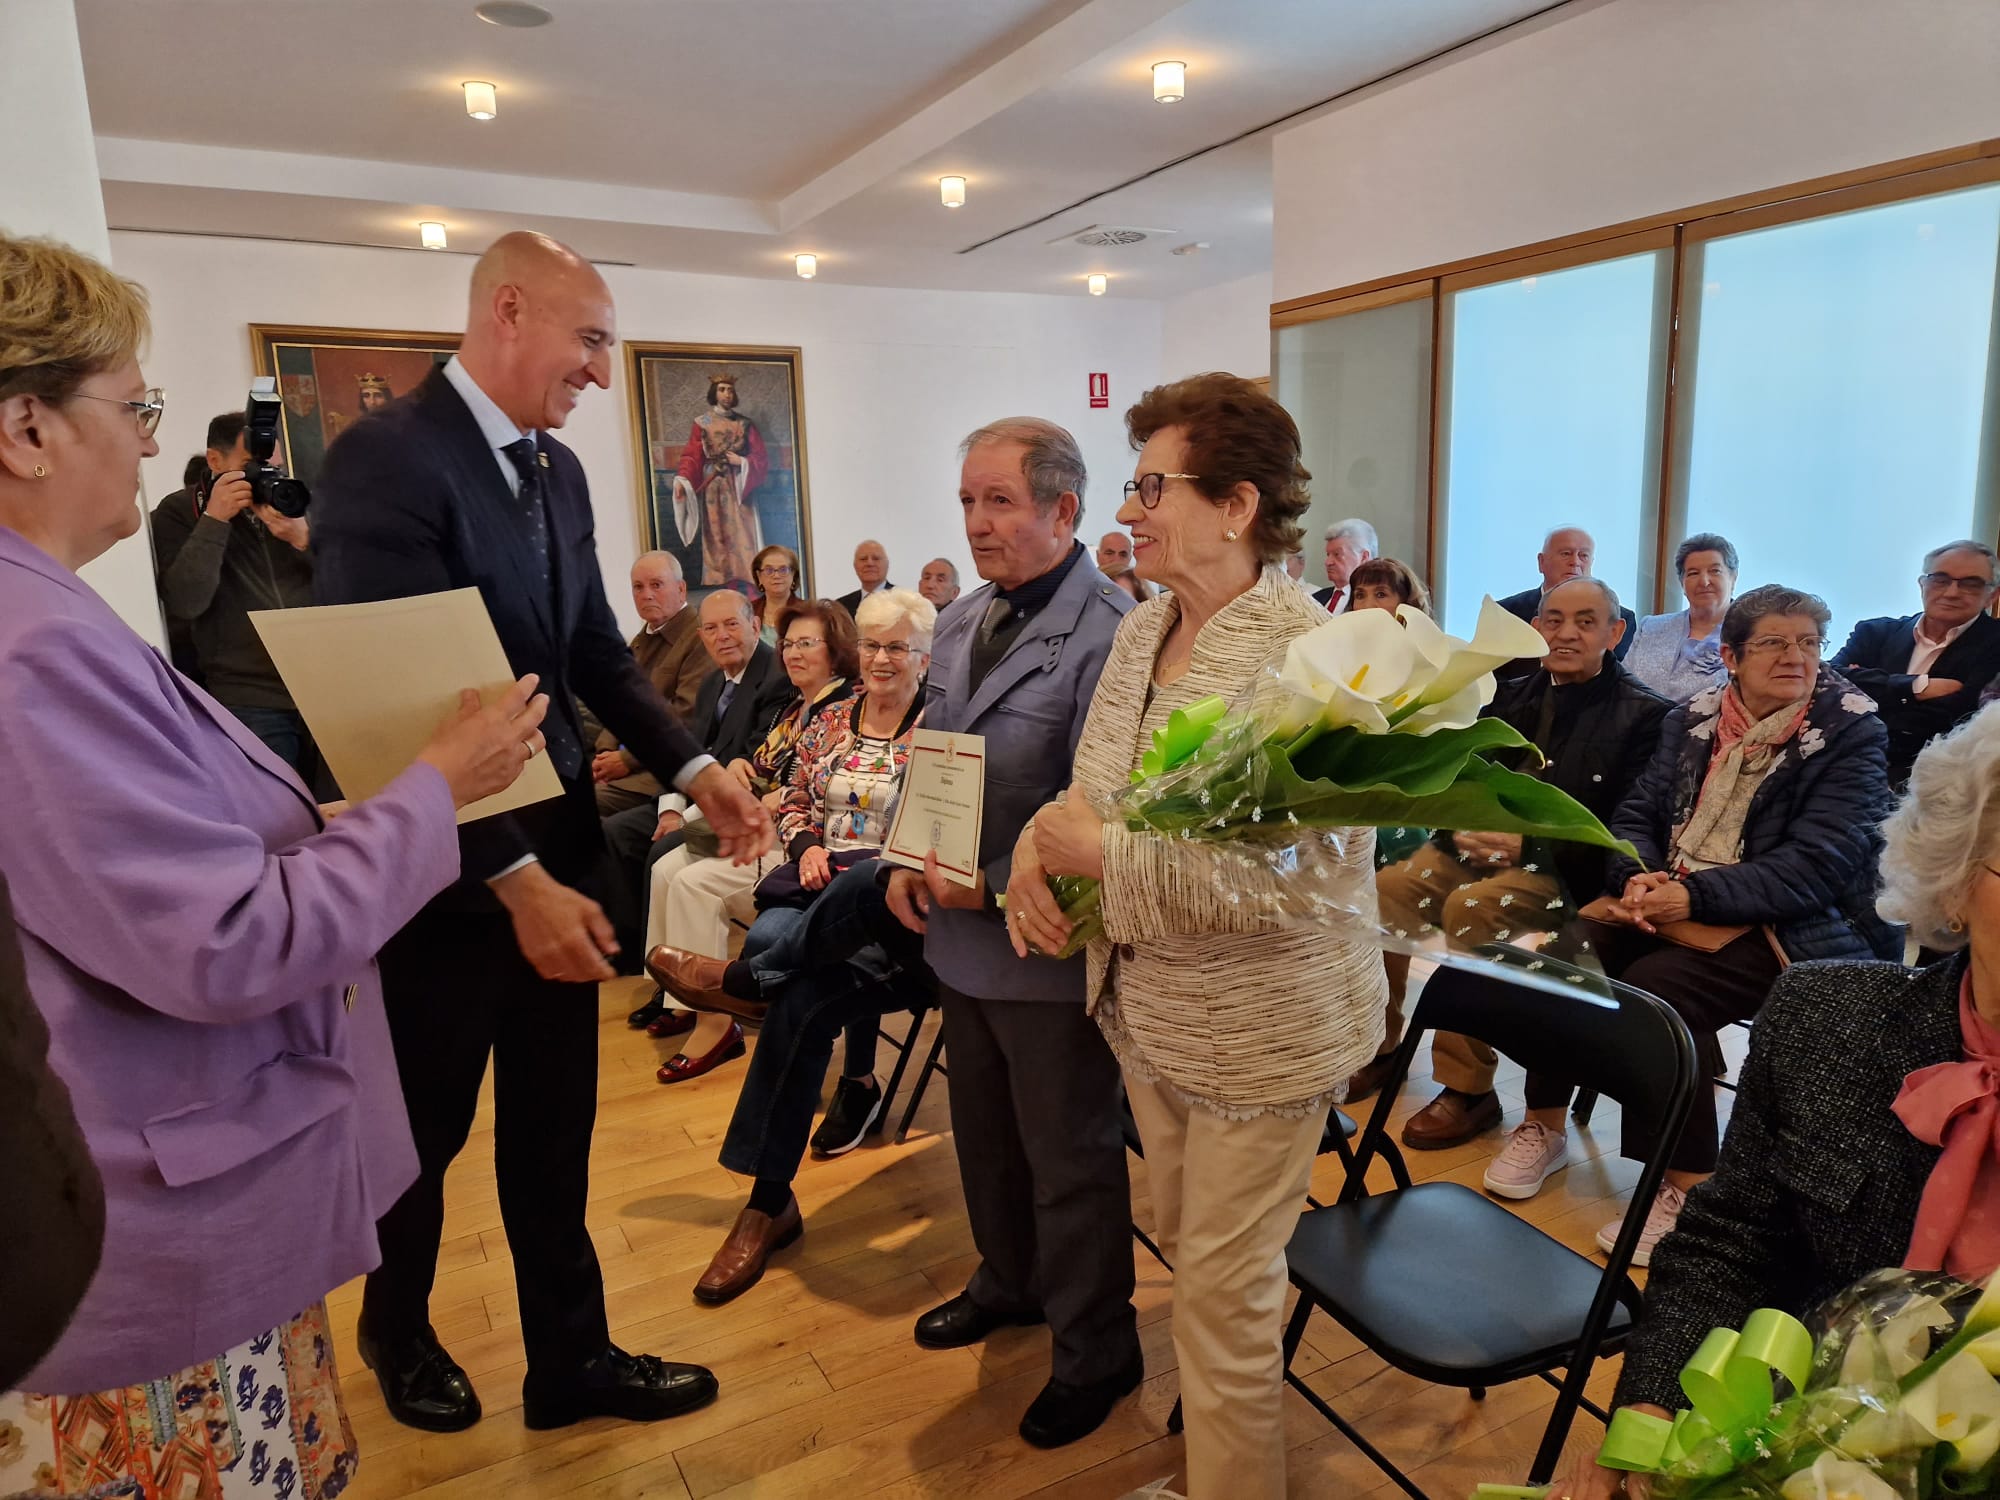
[1548,702,2000,1498]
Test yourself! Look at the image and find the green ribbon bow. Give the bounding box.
[1599,1307,1816,1473]
[1132,693,1228,783]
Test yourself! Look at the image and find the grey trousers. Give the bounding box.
[939,985,1141,1386]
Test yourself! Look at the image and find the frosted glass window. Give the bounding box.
[1274,296,1433,585]
[1436,252,1671,635]
[1676,184,2000,638]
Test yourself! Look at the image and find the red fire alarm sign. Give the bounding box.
[1089,372,1109,409]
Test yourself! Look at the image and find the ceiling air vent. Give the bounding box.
[1048,224,1177,248]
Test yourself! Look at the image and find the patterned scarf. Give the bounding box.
[1895,972,2000,1281]
[1669,684,1811,872]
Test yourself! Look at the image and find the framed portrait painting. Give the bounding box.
[625,343,812,596]
[250,324,459,487]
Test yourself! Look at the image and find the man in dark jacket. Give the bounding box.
[150,410,319,773]
[1363,577,1670,1148]
[1496,525,1635,674]
[1833,540,2000,789]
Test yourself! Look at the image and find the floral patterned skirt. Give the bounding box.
[0,1302,356,1500]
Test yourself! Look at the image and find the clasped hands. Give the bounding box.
[996,795,1105,959]
[1606,870,1691,933]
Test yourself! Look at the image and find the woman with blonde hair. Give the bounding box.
[0,234,544,1494]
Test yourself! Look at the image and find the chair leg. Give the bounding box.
[874,1005,926,1126]
[1132,1223,1170,1272]
[1167,1395,1183,1434]
[1469,1386,1486,1400]
[1283,1370,1429,1500]
[894,1028,949,1144]
[1571,1089,1599,1127]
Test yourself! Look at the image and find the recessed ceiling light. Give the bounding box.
[939,175,966,209]
[419,222,448,250]
[795,253,818,280]
[463,80,498,120]
[1152,61,1186,103]
[1170,241,1211,257]
[1087,273,1108,296]
[475,1,552,26]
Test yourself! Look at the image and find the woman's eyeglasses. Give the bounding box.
[858,639,915,660]
[780,636,824,654]
[1741,634,1826,658]
[757,563,794,578]
[72,388,165,437]
[1121,471,1202,509]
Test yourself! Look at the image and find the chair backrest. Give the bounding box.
[1407,947,1699,1147]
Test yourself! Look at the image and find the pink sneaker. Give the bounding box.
[1481,1121,1569,1200]
[1597,1181,1687,1267]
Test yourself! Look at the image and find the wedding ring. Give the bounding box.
[521,739,535,759]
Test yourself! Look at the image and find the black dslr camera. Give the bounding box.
[203,377,310,518]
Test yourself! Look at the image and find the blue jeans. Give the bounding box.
[718,865,931,1182]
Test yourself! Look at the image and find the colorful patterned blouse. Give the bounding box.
[747,676,852,793]
[776,687,925,858]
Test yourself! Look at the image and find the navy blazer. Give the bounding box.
[690,641,793,767]
[313,368,705,892]
[922,551,1133,1002]
[1833,610,2000,786]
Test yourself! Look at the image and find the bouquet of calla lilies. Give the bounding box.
[1473,1267,2000,1499]
[1021,598,1637,960]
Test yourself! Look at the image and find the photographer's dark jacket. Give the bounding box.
[150,489,313,710]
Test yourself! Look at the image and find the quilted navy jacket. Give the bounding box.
[1605,666,1900,963]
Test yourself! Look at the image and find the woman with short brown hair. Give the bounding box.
[1347,555,1431,617]
[750,543,803,646]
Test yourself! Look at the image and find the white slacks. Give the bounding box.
[644,845,765,1008]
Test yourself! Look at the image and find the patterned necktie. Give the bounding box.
[716,677,738,725]
[498,436,582,778]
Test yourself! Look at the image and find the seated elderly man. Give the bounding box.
[589,552,715,816]
[1497,525,1636,672]
[1834,539,2000,789]
[1313,518,1375,614]
[1357,577,1672,1149]
[918,556,961,609]
[836,539,893,615]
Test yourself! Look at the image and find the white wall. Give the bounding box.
[1160,271,1273,382]
[112,232,1163,632]
[1272,0,2000,301]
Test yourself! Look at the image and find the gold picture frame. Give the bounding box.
[250,324,459,487]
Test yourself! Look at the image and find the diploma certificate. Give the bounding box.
[881,729,987,888]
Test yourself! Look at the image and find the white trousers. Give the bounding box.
[1124,1067,1324,1500]
[645,845,765,1009]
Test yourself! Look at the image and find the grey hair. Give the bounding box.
[855,586,938,652]
[1923,539,1999,576]
[1543,575,1621,617]
[924,557,959,584]
[1674,532,1738,577]
[960,417,1087,521]
[1721,583,1831,655]
[1542,524,1595,550]
[1879,702,2000,950]
[634,550,683,582]
[1324,518,1378,552]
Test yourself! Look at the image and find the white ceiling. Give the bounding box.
[79,0,1564,298]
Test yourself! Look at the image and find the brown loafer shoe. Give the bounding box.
[1399,1087,1502,1150]
[645,1008,696,1039]
[657,1021,745,1085]
[644,945,767,1023]
[694,1196,803,1305]
[1341,1051,1401,1102]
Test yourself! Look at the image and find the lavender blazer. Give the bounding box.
[0,527,460,1393]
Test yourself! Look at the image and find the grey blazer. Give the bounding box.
[922,551,1133,1002]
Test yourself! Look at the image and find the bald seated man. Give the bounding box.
[836,539,891,615]
[315,230,773,1435]
[918,557,961,608]
[1495,525,1636,675]
[1095,531,1133,578]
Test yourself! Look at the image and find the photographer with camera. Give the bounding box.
[150,402,317,772]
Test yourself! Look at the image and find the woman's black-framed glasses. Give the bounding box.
[1122,471,1202,509]
[72,388,165,437]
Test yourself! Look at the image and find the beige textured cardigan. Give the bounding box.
[1069,567,1388,1118]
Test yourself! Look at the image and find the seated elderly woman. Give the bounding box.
[1625,531,1737,702]
[1549,704,2000,1500]
[1346,555,1432,617]
[650,588,938,1299]
[1502,583,1899,1270]
[637,598,857,1083]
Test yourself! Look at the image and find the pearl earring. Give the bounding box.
[1224,528,1238,542]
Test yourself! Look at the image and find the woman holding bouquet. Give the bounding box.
[1013,373,1387,1500]
[1550,705,2000,1497]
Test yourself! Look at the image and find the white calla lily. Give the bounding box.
[1778,1454,1906,1500]
[1396,596,1548,712]
[1904,1349,2000,1471]
[1277,607,1425,737]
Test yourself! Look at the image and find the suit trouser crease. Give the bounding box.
[1124,1068,1323,1500]
[942,987,1140,1388]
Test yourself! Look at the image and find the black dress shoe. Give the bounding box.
[355,1323,481,1433]
[628,991,667,1029]
[520,1346,719,1430]
[1018,1356,1145,1449]
[913,1292,1045,1350]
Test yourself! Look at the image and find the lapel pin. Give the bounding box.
[538,452,551,468]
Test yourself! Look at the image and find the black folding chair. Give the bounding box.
[874,1002,932,1130]
[1278,949,1698,1495]
[1573,1013,1749,1126]
[890,1023,947,1145]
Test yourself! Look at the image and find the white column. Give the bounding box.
[2,0,163,645]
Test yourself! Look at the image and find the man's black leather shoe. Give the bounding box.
[1018,1356,1145,1449]
[912,1292,1045,1350]
[356,1323,481,1433]
[521,1346,719,1430]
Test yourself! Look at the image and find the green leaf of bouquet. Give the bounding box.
[1290,719,1536,797]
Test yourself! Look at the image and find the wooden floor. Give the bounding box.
[330,976,1739,1500]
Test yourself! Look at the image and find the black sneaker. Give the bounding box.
[809,1076,884,1158]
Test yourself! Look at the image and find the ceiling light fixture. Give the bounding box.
[1152,61,1186,103]
[1087,273,1108,296]
[419,222,448,251]
[795,253,818,280]
[463,80,499,120]
[939,175,967,209]
[474,1,551,26]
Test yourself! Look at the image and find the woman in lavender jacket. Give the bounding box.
[0,234,546,1499]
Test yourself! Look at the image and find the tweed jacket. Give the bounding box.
[1072,567,1388,1116]
[1616,954,1959,1411]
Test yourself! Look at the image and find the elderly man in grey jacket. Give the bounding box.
[884,418,1140,1450]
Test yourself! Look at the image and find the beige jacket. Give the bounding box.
[1071,567,1388,1117]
